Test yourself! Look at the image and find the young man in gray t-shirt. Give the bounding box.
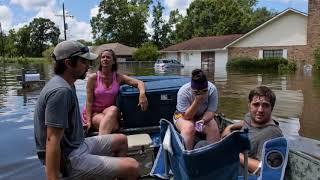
[222,86,283,174]
[174,69,220,150]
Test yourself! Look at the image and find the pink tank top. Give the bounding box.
[82,71,120,124]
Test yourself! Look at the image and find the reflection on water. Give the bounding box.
[0,61,320,179]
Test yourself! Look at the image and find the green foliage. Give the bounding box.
[151,1,170,49]
[167,9,183,45]
[314,46,320,70]
[250,7,277,28]
[133,42,160,61]
[91,0,151,47]
[174,0,274,42]
[29,18,60,57]
[42,46,55,60]
[227,57,296,73]
[16,25,31,56]
[278,62,296,73]
[4,29,17,57]
[2,57,47,64]
[1,18,59,58]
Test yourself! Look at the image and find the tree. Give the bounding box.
[16,25,31,57]
[0,32,6,57]
[91,0,151,47]
[133,42,160,61]
[249,7,277,29]
[151,0,170,49]
[173,0,274,41]
[167,9,183,45]
[29,18,60,57]
[4,29,17,57]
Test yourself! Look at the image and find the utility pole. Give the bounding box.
[62,3,67,40]
[0,22,4,58]
[55,2,73,40]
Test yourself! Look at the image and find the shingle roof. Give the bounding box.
[91,43,137,56]
[160,34,242,52]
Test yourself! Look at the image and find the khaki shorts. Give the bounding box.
[66,135,120,180]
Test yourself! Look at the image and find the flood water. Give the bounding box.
[0,61,320,179]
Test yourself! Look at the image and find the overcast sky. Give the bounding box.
[0,0,308,41]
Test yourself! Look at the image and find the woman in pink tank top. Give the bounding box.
[82,49,148,135]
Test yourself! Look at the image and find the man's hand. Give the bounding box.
[221,122,244,138]
[138,93,148,111]
[194,92,207,104]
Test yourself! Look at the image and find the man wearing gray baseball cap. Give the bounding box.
[34,40,139,180]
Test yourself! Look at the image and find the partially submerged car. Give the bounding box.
[154,59,184,69]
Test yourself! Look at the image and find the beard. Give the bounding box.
[79,71,87,80]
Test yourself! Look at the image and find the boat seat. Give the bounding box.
[238,137,289,180]
[150,119,251,180]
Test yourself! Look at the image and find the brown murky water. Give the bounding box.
[0,61,319,179]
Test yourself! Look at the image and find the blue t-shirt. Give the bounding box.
[34,75,84,157]
[176,81,218,118]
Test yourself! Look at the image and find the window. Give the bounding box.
[263,49,283,58]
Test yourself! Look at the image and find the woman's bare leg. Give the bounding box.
[92,106,120,135]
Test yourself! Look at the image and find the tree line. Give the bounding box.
[1,18,60,57]
[0,0,276,58]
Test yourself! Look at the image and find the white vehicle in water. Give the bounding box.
[154,59,184,69]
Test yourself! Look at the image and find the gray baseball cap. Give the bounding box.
[53,40,98,61]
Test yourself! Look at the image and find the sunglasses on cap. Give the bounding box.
[69,46,89,58]
[192,88,208,95]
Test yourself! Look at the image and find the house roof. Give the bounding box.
[225,8,307,48]
[160,34,243,52]
[91,43,137,56]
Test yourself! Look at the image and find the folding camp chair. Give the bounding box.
[151,119,251,180]
[238,137,289,180]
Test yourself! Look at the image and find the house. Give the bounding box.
[160,34,242,68]
[227,8,308,64]
[91,43,137,62]
[161,0,320,68]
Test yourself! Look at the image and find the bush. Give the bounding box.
[133,42,160,61]
[2,57,48,64]
[227,57,295,73]
[314,46,320,70]
[278,62,296,73]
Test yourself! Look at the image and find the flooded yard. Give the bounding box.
[0,61,319,179]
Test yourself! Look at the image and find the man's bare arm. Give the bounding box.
[221,121,244,138]
[46,127,64,180]
[239,153,260,173]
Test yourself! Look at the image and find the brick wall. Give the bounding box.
[307,0,320,64]
[228,46,308,64]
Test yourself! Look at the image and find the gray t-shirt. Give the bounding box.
[34,75,84,157]
[176,81,218,117]
[242,113,283,160]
